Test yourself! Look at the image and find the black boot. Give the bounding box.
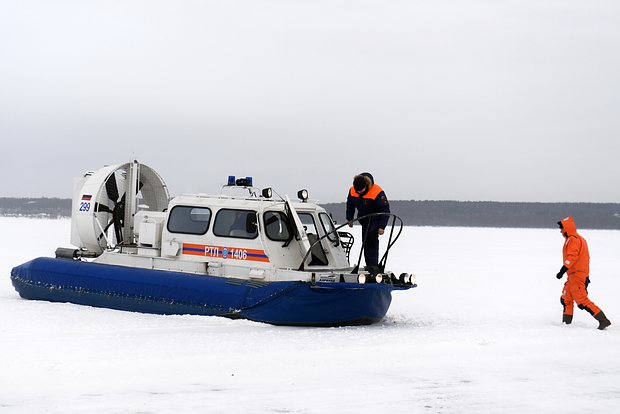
[594,311,611,330]
[562,314,573,324]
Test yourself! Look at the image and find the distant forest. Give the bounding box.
[2,197,620,230]
[0,197,71,218]
[323,201,620,230]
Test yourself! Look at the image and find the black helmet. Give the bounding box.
[353,175,366,192]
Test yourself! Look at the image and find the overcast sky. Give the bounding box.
[1,0,619,203]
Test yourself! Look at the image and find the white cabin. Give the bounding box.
[92,193,354,283]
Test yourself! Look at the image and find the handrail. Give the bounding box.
[297,212,404,272]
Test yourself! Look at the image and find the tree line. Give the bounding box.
[322,200,620,230]
[0,197,72,218]
[2,197,619,229]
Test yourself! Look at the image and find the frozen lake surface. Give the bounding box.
[1,217,619,413]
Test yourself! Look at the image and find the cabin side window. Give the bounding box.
[167,206,212,235]
[213,209,258,239]
[264,211,292,242]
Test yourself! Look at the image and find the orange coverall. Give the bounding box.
[559,216,601,317]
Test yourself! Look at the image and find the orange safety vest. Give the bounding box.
[349,184,384,200]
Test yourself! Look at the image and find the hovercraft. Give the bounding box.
[11,160,416,326]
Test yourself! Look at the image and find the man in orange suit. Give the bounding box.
[557,216,611,330]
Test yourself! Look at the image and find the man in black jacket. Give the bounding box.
[346,172,390,274]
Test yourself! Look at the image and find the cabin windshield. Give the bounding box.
[319,212,339,244]
[298,212,328,266]
[298,212,317,234]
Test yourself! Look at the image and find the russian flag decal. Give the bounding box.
[81,194,92,201]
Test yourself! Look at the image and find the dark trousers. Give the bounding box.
[362,228,380,270]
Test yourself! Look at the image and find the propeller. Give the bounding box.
[94,170,144,247]
[94,171,126,245]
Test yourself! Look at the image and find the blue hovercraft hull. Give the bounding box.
[10,257,409,326]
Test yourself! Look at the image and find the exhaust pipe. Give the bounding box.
[55,247,100,260]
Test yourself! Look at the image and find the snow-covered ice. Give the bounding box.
[1,217,619,413]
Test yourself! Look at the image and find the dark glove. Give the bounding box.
[556,265,568,279]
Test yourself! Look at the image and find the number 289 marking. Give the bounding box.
[79,202,91,212]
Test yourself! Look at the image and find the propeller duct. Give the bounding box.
[70,161,169,253]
